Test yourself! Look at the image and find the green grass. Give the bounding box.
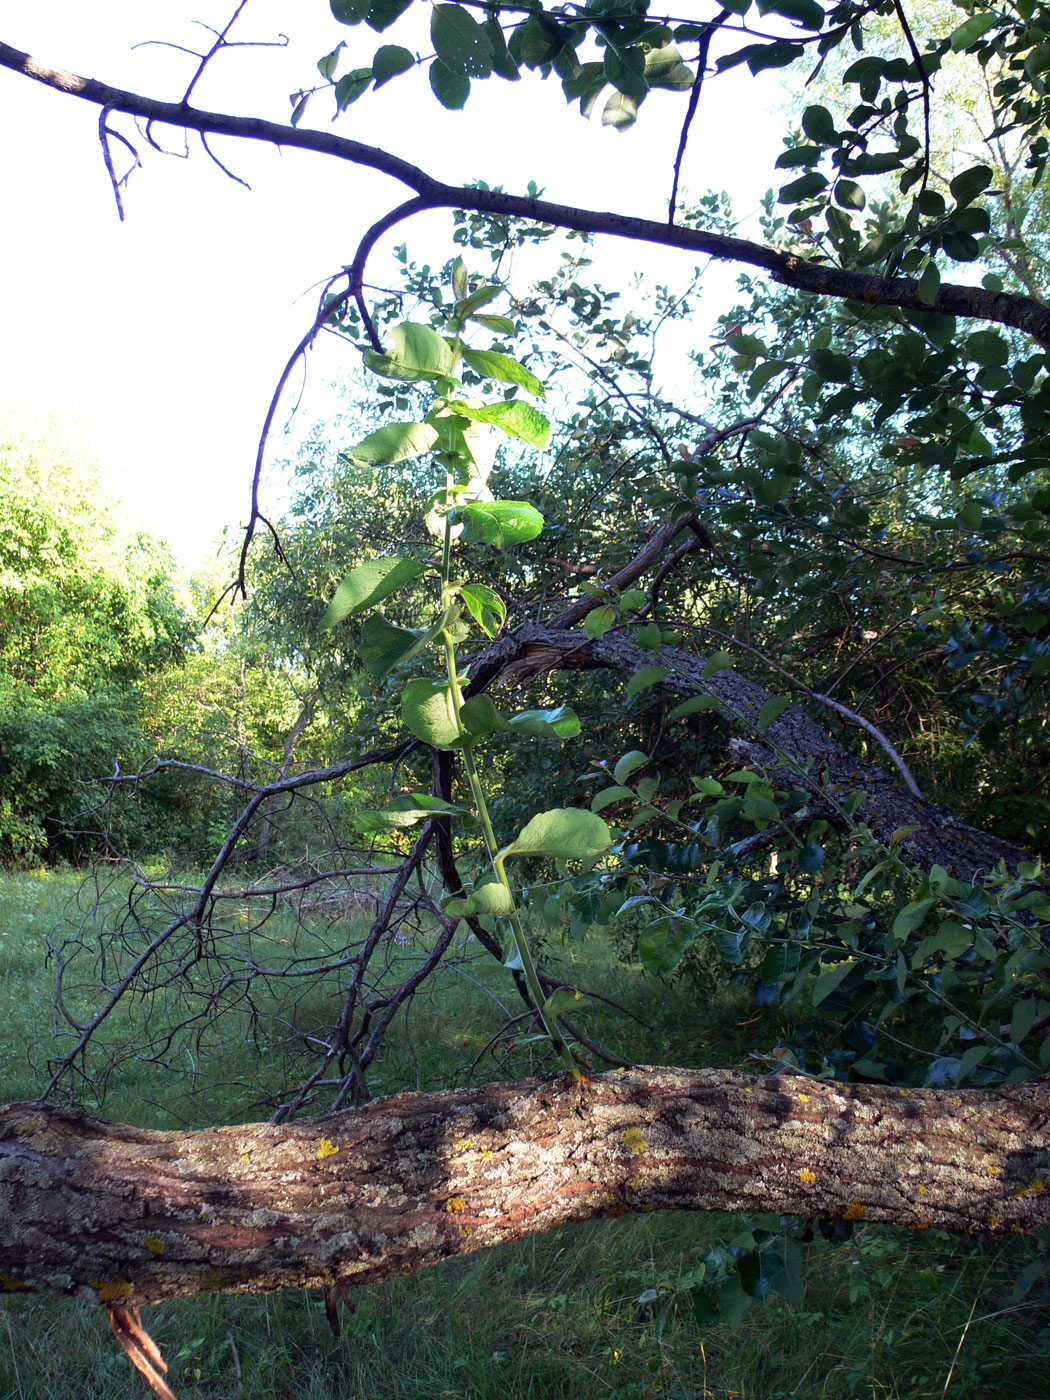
[1,868,1048,1400]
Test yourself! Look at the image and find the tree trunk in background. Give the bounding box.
[2,1068,1048,1307]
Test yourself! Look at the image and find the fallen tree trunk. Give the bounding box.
[473,623,1035,885]
[2,1068,1048,1307]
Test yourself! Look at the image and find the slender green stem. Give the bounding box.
[439,504,581,1081]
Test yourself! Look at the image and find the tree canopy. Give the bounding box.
[2,2,1050,1393]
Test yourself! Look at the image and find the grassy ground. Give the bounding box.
[1,868,1048,1400]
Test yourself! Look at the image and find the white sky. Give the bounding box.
[0,2,780,565]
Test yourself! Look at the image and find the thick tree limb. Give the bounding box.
[1,1069,1048,1306]
[476,623,1035,883]
[3,42,1050,346]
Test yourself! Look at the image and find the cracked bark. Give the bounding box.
[1,1068,1048,1307]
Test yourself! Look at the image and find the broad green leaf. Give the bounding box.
[458,581,506,637]
[447,398,551,448]
[401,678,461,748]
[331,0,370,22]
[459,694,509,738]
[432,3,494,76]
[757,695,790,730]
[371,43,415,87]
[507,705,581,738]
[702,651,735,680]
[358,613,434,677]
[834,178,865,210]
[591,784,633,813]
[892,896,936,939]
[614,750,648,784]
[811,959,855,1008]
[451,256,468,301]
[354,792,467,831]
[456,285,505,317]
[626,665,668,697]
[334,69,372,108]
[321,556,428,629]
[444,882,515,917]
[471,313,516,334]
[602,90,639,130]
[1011,997,1040,1046]
[460,347,545,399]
[645,43,694,91]
[949,164,993,207]
[669,694,720,718]
[365,0,413,30]
[455,500,544,547]
[950,12,998,49]
[584,605,616,639]
[499,808,612,861]
[541,987,586,1020]
[430,57,470,108]
[344,418,441,465]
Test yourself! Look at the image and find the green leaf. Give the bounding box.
[447,398,551,448]
[458,581,506,637]
[334,69,373,108]
[342,421,439,468]
[455,500,544,547]
[626,665,668,697]
[365,322,458,382]
[811,959,855,1008]
[372,44,415,88]
[429,58,470,109]
[834,179,865,210]
[499,808,612,862]
[331,0,370,22]
[541,987,586,1020]
[614,750,648,784]
[321,556,428,629]
[401,678,461,749]
[918,258,941,307]
[358,614,433,677]
[950,13,998,49]
[459,694,509,739]
[591,784,633,813]
[602,90,639,130]
[451,256,468,301]
[1011,998,1040,1046]
[645,43,694,91]
[507,706,581,738]
[365,0,413,30]
[757,695,790,730]
[584,605,616,639]
[949,164,993,207]
[460,347,545,399]
[431,3,494,76]
[354,792,467,831]
[471,313,516,334]
[702,652,735,680]
[444,881,515,918]
[669,694,719,718]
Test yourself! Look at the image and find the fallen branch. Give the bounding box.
[2,1068,1048,1307]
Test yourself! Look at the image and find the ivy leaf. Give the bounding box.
[321,557,428,630]
[498,808,612,862]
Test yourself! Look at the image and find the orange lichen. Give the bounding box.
[799,1168,816,1185]
[621,1127,648,1156]
[845,1202,867,1221]
[91,1280,133,1303]
[316,1140,338,1161]
[444,1197,465,1213]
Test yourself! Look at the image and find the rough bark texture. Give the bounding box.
[2,1068,1048,1307]
[472,623,1034,885]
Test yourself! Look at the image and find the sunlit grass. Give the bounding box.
[1,868,1048,1399]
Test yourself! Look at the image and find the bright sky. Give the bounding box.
[0,2,779,566]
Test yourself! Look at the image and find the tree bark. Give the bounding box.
[472,623,1036,885]
[2,1068,1048,1307]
